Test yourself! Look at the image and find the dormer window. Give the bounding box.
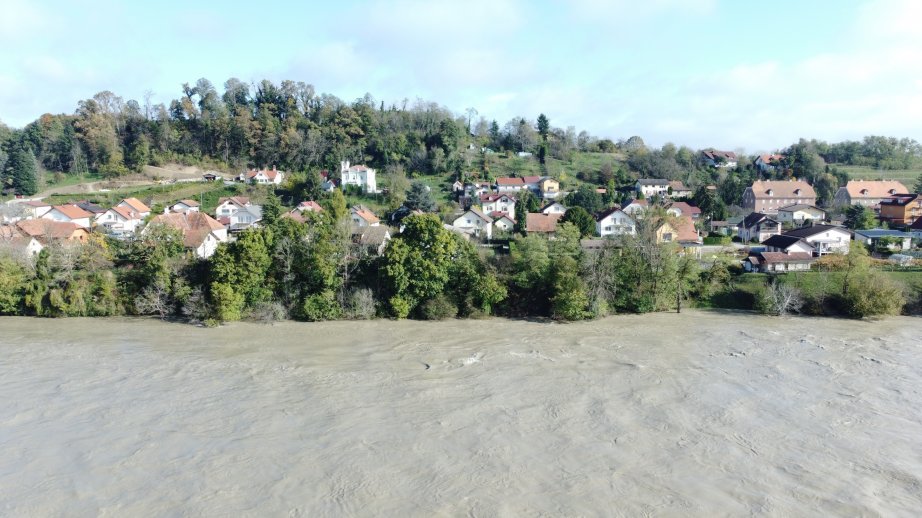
[793,189,801,195]
[860,189,869,195]
[766,189,773,196]
[888,189,896,194]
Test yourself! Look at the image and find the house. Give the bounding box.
[492,213,516,233]
[782,224,852,255]
[169,199,201,213]
[666,201,702,220]
[833,180,908,208]
[526,213,563,235]
[350,205,380,228]
[655,216,699,244]
[321,177,339,192]
[777,204,826,226]
[0,225,43,257]
[495,177,527,193]
[15,219,90,244]
[451,208,493,240]
[75,200,106,217]
[202,172,221,182]
[340,161,377,193]
[540,202,567,215]
[741,180,817,214]
[635,178,670,198]
[539,177,561,199]
[41,204,93,228]
[116,198,151,219]
[245,166,284,185]
[878,194,922,226]
[909,216,922,238]
[854,229,913,251]
[761,234,817,255]
[709,220,731,236]
[754,154,784,173]
[463,181,492,198]
[595,207,636,237]
[622,198,648,215]
[480,193,516,216]
[452,180,465,193]
[15,200,52,221]
[352,226,392,256]
[668,181,692,198]
[738,213,781,243]
[745,252,815,273]
[701,150,738,168]
[95,206,144,235]
[215,197,252,218]
[147,211,228,259]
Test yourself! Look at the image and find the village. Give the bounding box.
[2,151,921,277]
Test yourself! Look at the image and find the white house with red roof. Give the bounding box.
[350,205,380,228]
[245,167,284,185]
[480,193,516,216]
[41,204,93,228]
[169,199,200,213]
[452,208,493,240]
[116,198,151,219]
[96,206,145,234]
[340,161,377,193]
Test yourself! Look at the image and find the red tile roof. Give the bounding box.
[120,198,151,213]
[843,180,909,198]
[52,204,92,220]
[526,213,562,233]
[16,219,87,240]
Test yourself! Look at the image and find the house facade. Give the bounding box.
[340,161,377,193]
[350,206,380,228]
[776,204,825,225]
[451,208,493,240]
[540,202,567,215]
[480,194,516,216]
[741,180,817,214]
[833,180,908,208]
[539,178,560,199]
[169,200,201,213]
[668,181,692,198]
[596,208,636,237]
[635,179,669,198]
[745,252,814,273]
[782,225,852,255]
[245,167,284,185]
[878,194,922,226]
[95,206,144,234]
[42,204,93,228]
[738,213,781,243]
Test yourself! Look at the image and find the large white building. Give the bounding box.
[341,161,377,193]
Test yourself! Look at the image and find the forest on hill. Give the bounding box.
[1,77,921,206]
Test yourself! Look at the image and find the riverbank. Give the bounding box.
[1,310,921,516]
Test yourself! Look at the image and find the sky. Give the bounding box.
[2,0,921,152]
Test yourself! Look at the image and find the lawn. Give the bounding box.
[837,164,922,184]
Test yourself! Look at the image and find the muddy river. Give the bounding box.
[1,311,920,516]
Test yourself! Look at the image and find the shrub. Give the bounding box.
[249,300,287,323]
[346,288,377,320]
[418,294,458,320]
[757,282,803,316]
[840,273,904,318]
[301,291,342,321]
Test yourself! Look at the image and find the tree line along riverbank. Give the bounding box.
[1,194,919,324]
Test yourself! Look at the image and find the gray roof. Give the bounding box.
[854,229,912,238]
[784,224,850,239]
[637,178,669,185]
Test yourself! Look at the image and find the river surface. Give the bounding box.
[1,311,921,517]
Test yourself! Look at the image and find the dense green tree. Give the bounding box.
[382,214,458,318]
[549,255,589,320]
[6,147,38,195]
[560,206,595,238]
[565,184,604,214]
[844,204,876,230]
[405,181,436,212]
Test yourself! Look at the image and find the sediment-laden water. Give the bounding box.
[1,311,920,516]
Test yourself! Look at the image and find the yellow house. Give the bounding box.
[540,178,560,199]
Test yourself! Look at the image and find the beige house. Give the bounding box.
[741,180,816,214]
[776,204,826,225]
[833,180,908,208]
[539,178,561,199]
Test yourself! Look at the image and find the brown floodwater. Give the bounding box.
[1,311,921,516]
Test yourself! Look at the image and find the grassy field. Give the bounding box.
[44,181,245,214]
[837,164,922,184]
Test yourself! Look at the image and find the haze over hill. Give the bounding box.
[2,0,921,149]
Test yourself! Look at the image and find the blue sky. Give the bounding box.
[2,0,920,151]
